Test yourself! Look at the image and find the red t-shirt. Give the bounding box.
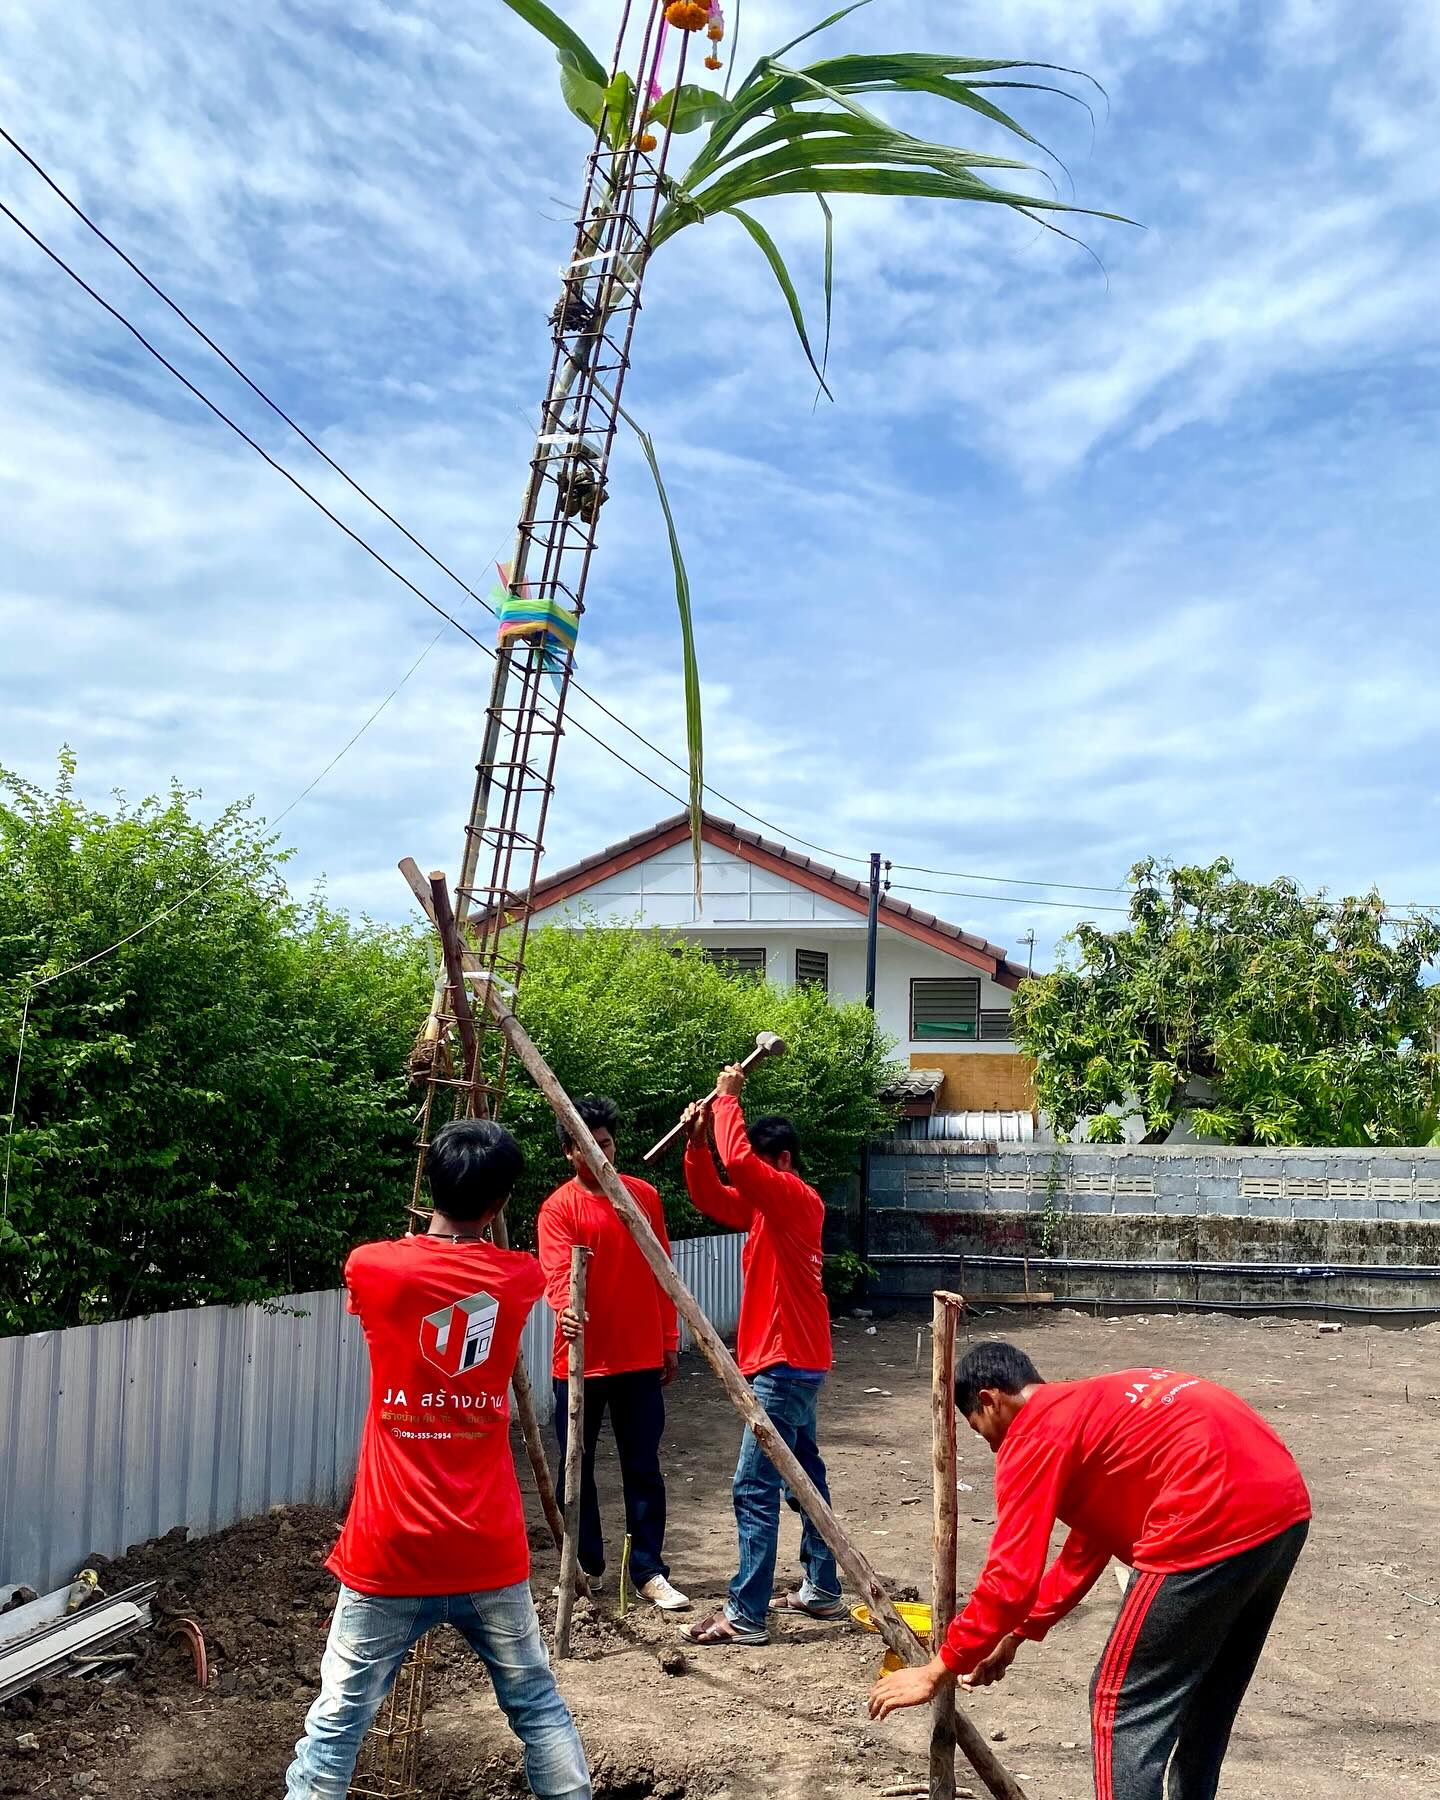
[536,1175,680,1380]
[683,1095,831,1378]
[328,1234,545,1597]
[940,1369,1312,1674]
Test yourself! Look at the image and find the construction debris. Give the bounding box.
[0,1583,157,1705]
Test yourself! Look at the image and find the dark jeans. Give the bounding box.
[553,1369,668,1586]
[1092,1520,1308,1800]
[726,1366,840,1630]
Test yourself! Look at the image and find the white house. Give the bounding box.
[524,812,1036,1118]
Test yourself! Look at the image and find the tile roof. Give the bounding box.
[525,811,1030,984]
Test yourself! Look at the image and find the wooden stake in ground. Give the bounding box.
[930,1294,963,1800]
[472,976,1030,1800]
[556,1244,591,1658]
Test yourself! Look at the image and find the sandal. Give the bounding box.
[770,1591,846,1620]
[681,1610,769,1647]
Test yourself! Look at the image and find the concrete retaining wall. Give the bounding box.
[867,1141,1440,1313]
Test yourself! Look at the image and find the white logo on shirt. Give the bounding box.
[419,1289,500,1378]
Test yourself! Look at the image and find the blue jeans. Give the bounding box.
[726,1367,840,1631]
[284,1582,591,1799]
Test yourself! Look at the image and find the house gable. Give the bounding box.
[524,814,1024,987]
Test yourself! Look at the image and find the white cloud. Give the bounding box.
[2,0,1438,976]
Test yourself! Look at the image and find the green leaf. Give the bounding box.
[649,84,734,134]
[702,106,1033,175]
[770,0,877,66]
[558,59,605,131]
[604,70,637,151]
[817,192,834,388]
[691,132,1045,220]
[499,0,608,90]
[720,205,834,400]
[620,413,706,905]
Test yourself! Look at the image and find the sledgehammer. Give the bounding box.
[641,1031,787,1165]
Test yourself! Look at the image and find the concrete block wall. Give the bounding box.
[866,1141,1440,1313]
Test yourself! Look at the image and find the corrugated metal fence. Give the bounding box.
[0,1232,743,1593]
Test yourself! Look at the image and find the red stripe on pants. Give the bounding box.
[1092,1572,1163,1800]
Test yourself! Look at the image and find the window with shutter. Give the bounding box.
[795,949,829,992]
[910,977,980,1040]
[703,947,766,980]
[980,1009,1014,1042]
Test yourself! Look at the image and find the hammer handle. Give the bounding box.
[642,1042,779,1166]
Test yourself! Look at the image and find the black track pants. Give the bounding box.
[1091,1520,1308,1800]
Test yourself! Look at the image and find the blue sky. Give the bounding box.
[2,0,1438,966]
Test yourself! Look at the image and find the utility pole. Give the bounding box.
[859,853,885,1270]
[864,852,882,1011]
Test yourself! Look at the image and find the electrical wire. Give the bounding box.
[889,881,1129,915]
[0,130,1135,902]
[0,623,448,1218]
[4,154,1437,921]
[0,192,700,820]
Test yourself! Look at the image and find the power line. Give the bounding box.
[890,881,1129,915]
[5,158,1437,924]
[0,131,1134,903]
[0,192,697,818]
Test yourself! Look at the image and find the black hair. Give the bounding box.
[749,1114,801,1167]
[557,1094,620,1153]
[426,1118,525,1222]
[954,1342,1043,1416]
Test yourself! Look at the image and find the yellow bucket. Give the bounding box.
[850,1601,933,1673]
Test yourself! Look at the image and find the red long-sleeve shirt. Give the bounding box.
[941,1369,1311,1675]
[536,1174,679,1380]
[683,1095,831,1378]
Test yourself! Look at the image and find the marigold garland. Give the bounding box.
[664,0,709,30]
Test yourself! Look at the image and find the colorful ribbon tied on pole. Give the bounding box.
[493,565,579,691]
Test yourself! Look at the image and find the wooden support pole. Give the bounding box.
[473,977,1030,1800]
[429,871,479,1075]
[555,1245,591,1658]
[930,1295,961,1800]
[407,862,580,1594]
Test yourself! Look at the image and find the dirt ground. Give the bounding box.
[4,1308,1439,1799]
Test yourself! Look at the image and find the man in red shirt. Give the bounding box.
[678,1064,841,1647]
[537,1094,688,1613]
[284,1119,590,1800]
[868,1342,1311,1800]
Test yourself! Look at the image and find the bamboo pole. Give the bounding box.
[472,977,1030,1800]
[930,1295,961,1800]
[555,1244,591,1658]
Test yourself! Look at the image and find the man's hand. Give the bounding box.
[662,1349,680,1387]
[682,1099,713,1145]
[867,1656,949,1721]
[715,1063,746,1099]
[559,1305,587,1343]
[961,1633,1022,1691]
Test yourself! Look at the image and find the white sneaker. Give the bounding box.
[639,1574,691,1612]
[552,1573,604,1598]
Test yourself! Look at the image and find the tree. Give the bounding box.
[0,757,895,1331]
[1012,858,1440,1147]
[0,754,432,1333]
[487,920,896,1240]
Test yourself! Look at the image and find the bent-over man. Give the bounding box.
[869,1341,1310,1800]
